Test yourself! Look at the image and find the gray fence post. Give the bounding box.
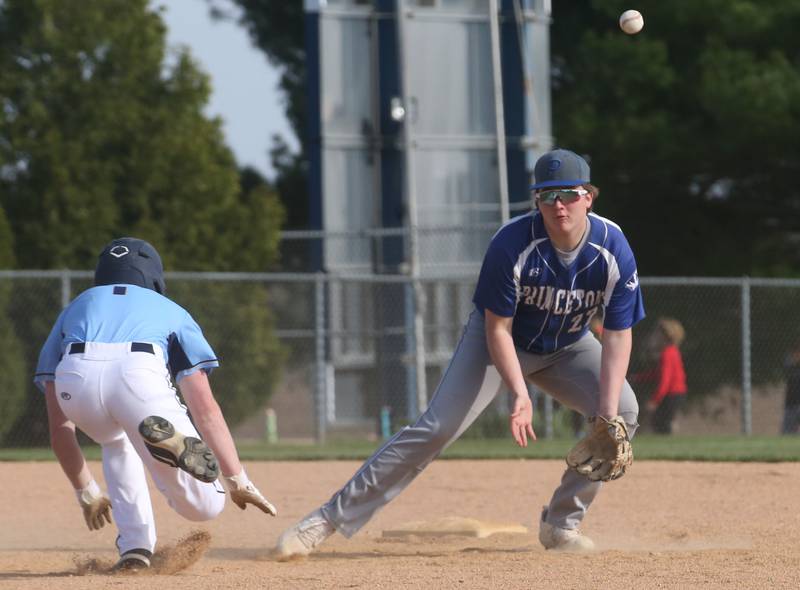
[488,0,509,223]
[395,1,428,418]
[314,273,327,444]
[543,393,554,439]
[413,280,428,416]
[527,384,553,439]
[60,270,71,308]
[404,282,418,420]
[741,277,752,435]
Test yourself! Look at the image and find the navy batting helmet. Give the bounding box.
[94,237,166,294]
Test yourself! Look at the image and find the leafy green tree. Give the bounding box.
[0,304,26,443]
[207,1,307,236]
[170,280,286,427]
[210,2,305,152]
[549,0,800,400]
[551,0,800,276]
[0,210,25,442]
[223,0,800,277]
[216,0,800,408]
[0,0,285,269]
[0,209,13,267]
[0,0,286,444]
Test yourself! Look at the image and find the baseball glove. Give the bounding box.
[566,415,632,482]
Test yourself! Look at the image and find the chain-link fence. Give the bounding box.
[1,271,798,447]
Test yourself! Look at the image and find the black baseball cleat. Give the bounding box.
[138,416,219,483]
[111,548,152,573]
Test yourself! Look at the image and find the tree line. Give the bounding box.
[218,0,800,277]
[5,1,798,278]
[0,0,285,444]
[3,1,799,442]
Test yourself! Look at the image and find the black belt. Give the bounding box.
[68,342,155,355]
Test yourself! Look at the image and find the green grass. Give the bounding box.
[3,435,800,462]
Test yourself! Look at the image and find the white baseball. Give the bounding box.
[619,10,644,35]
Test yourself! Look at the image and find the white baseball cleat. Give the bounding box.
[275,508,335,558]
[538,507,595,552]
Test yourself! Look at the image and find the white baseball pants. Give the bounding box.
[54,342,225,554]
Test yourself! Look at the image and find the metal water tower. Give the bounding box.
[305,0,552,435]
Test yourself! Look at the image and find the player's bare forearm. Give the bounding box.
[484,310,528,398]
[597,327,632,418]
[45,383,92,489]
[484,310,536,446]
[179,370,243,477]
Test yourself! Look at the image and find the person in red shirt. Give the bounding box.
[634,318,687,434]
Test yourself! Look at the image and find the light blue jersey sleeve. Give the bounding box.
[33,309,68,391]
[167,311,220,382]
[33,284,220,390]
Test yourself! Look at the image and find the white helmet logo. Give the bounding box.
[109,245,130,258]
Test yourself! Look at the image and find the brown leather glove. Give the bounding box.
[566,416,633,482]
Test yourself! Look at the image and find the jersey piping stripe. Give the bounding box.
[178,358,219,370]
[525,254,554,350]
[513,238,548,306]
[551,217,608,349]
[525,218,558,350]
[552,251,604,349]
[490,211,534,241]
[587,215,620,306]
[588,242,621,305]
[589,211,621,231]
[555,218,609,347]
[492,211,537,308]
[531,215,618,352]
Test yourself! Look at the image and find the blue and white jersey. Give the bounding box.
[34,284,219,390]
[473,211,645,354]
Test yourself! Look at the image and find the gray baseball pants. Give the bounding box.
[321,309,639,535]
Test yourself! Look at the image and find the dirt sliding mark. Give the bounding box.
[73,530,211,576]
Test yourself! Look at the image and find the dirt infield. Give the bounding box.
[1,459,798,589]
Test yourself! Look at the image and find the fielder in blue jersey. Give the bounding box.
[35,238,277,572]
[275,149,644,556]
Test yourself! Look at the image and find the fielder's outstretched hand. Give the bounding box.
[509,392,537,447]
[223,469,277,516]
[77,480,113,531]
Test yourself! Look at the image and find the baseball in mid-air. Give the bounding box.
[619,10,644,35]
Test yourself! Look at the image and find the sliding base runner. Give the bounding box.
[35,237,277,572]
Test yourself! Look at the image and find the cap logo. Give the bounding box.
[109,245,130,258]
[547,159,562,172]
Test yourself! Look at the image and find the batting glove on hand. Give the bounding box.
[222,468,277,516]
[76,480,113,531]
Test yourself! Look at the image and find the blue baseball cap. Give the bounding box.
[530,149,591,190]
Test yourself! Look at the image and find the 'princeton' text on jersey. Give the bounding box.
[473,211,645,354]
